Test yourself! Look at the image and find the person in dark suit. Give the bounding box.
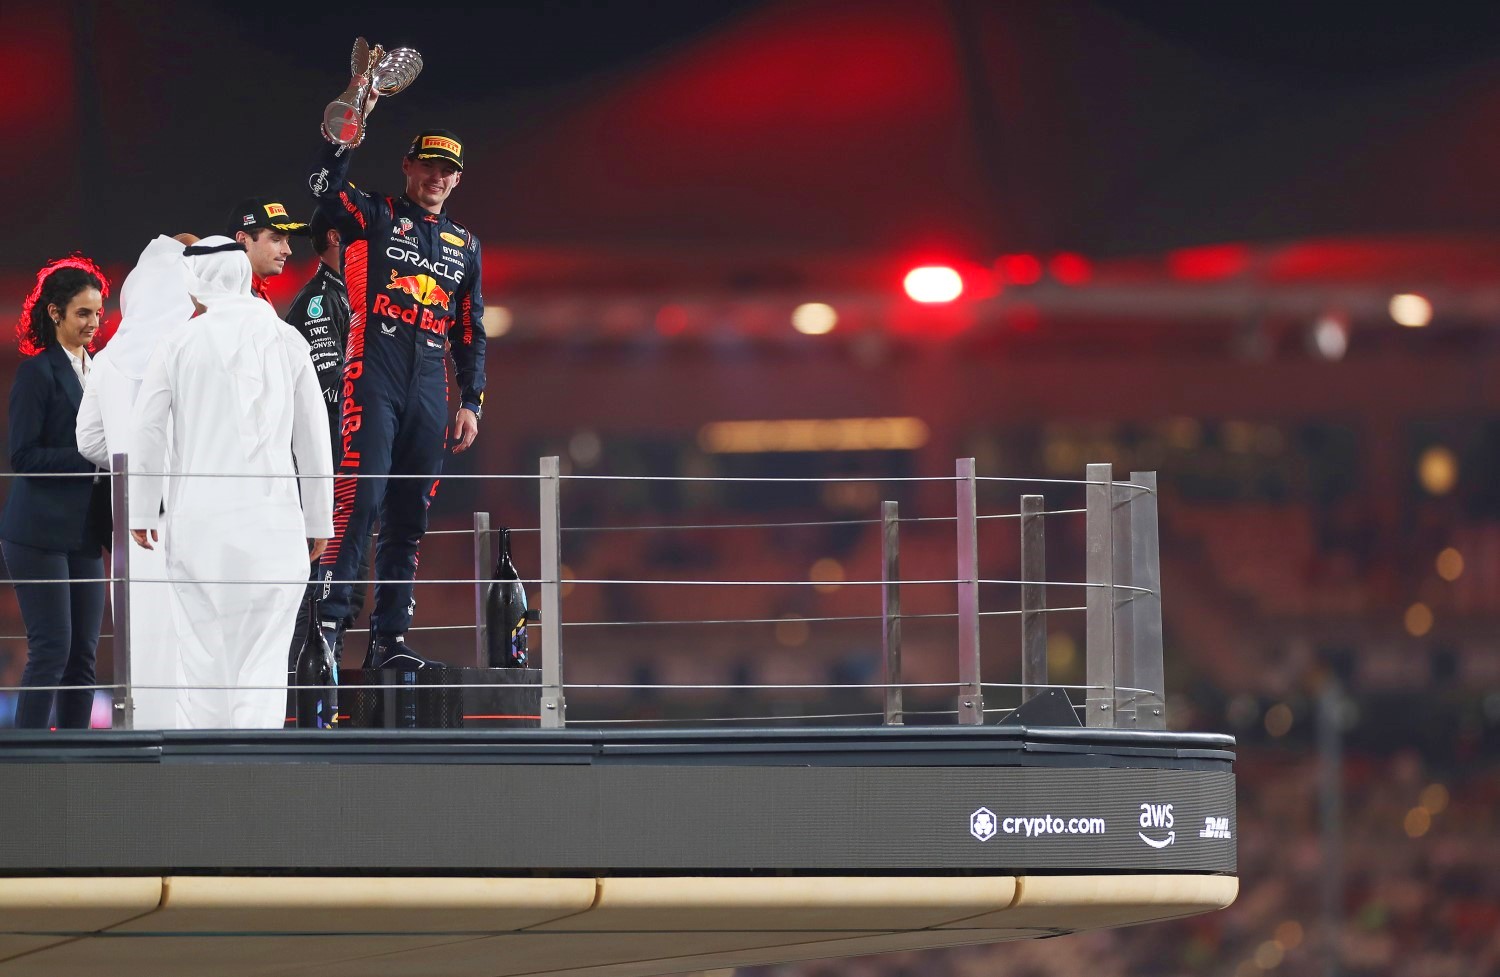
[0,257,113,729]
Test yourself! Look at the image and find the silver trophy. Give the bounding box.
[321,37,424,148]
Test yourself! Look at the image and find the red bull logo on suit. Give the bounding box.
[370,269,453,336]
[385,270,451,309]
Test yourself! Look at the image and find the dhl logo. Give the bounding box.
[265,202,288,218]
[386,270,451,310]
[420,135,462,155]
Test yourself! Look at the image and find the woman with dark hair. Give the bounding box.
[0,256,113,729]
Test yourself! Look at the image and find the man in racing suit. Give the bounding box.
[286,211,351,450]
[309,127,485,669]
[285,210,363,669]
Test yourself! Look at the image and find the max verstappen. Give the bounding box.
[309,125,485,669]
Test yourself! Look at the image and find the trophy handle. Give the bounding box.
[350,37,371,77]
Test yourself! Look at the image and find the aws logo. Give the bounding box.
[1138,802,1175,849]
[386,270,451,310]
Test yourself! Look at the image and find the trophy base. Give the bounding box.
[322,102,364,147]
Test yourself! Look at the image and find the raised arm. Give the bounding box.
[309,141,377,240]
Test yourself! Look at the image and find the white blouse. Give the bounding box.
[66,347,90,387]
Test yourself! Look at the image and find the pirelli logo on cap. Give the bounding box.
[265,202,288,218]
[420,135,462,155]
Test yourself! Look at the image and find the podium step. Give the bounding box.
[287,667,541,729]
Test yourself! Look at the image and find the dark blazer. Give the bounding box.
[0,343,111,553]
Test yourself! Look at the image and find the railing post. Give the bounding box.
[1085,462,1115,727]
[109,453,134,730]
[1020,495,1048,701]
[955,458,983,725]
[1130,471,1166,729]
[880,500,903,726]
[538,456,565,727]
[472,511,492,668]
[1112,476,1137,728]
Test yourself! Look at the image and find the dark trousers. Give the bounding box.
[318,355,445,636]
[3,539,106,729]
[289,547,369,671]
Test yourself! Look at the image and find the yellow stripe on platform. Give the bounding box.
[0,874,1236,977]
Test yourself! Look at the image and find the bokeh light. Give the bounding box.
[1404,602,1434,637]
[775,615,810,648]
[1254,940,1284,969]
[810,557,845,593]
[1417,446,1458,496]
[903,266,963,303]
[1274,920,1304,950]
[1435,547,1464,581]
[1049,252,1093,285]
[482,305,512,337]
[1310,314,1349,360]
[791,302,838,335]
[1047,632,1078,671]
[996,253,1042,285]
[1389,293,1432,327]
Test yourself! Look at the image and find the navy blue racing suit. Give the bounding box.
[309,141,486,637]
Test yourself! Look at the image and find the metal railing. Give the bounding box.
[0,456,1166,732]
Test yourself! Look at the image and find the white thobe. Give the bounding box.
[77,235,196,730]
[78,351,187,728]
[128,294,333,729]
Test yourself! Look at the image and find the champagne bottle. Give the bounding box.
[295,596,339,728]
[486,528,529,668]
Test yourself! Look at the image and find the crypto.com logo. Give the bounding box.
[970,807,997,841]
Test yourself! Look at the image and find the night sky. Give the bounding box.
[8,2,1500,278]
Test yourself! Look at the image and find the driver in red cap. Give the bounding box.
[227,197,308,302]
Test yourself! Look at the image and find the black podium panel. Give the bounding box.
[289,668,540,729]
[0,727,1238,874]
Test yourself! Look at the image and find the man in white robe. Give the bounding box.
[127,240,333,729]
[76,234,200,729]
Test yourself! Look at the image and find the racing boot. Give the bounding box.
[364,632,447,670]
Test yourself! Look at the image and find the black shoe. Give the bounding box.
[364,633,447,670]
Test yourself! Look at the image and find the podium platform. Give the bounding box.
[0,724,1236,977]
[339,667,541,729]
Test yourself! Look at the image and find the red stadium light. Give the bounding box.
[1049,252,1093,286]
[996,253,1042,285]
[903,265,963,303]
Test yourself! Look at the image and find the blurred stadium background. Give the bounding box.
[3,2,1499,974]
